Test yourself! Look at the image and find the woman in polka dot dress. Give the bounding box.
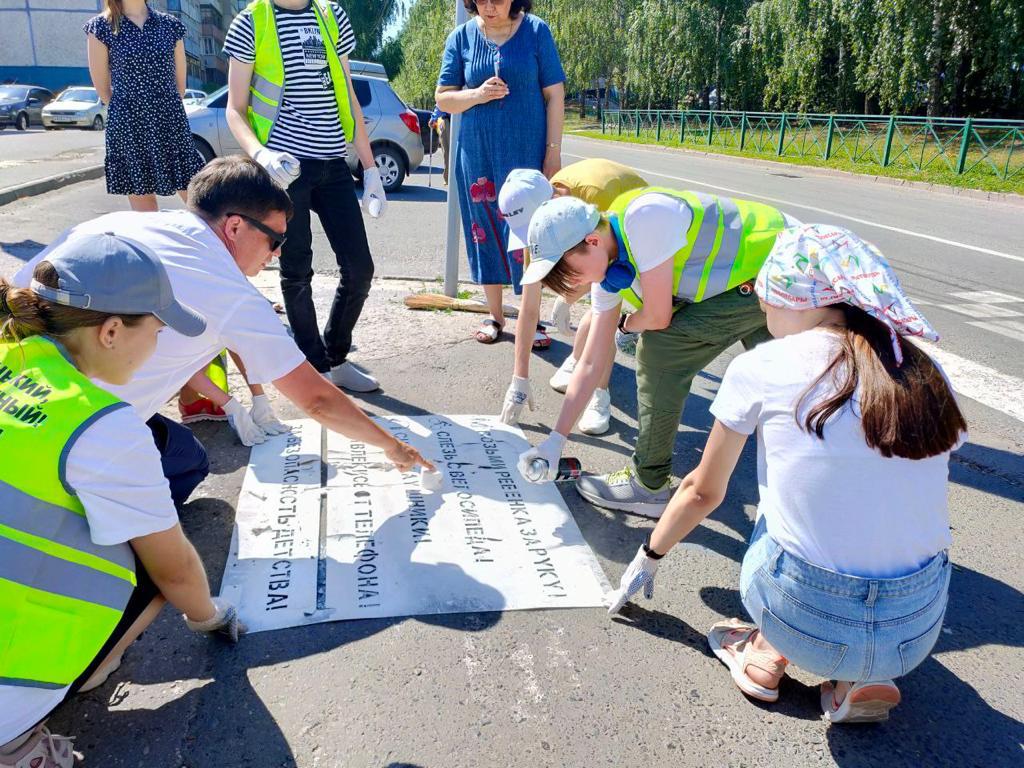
[85,0,205,211]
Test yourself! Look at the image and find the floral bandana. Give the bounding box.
[755,224,938,365]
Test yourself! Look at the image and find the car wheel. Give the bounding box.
[373,145,405,193]
[15,112,29,131]
[92,115,105,131]
[192,136,216,164]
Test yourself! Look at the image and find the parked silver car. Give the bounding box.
[187,72,423,192]
[42,86,107,131]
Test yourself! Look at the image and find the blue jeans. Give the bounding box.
[146,413,209,506]
[740,516,951,682]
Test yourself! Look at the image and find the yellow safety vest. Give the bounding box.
[0,336,136,690]
[607,186,787,309]
[246,0,356,145]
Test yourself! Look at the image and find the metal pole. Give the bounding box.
[882,115,896,167]
[442,0,470,298]
[427,118,435,188]
[956,117,973,175]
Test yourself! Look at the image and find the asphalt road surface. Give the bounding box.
[0,138,1020,767]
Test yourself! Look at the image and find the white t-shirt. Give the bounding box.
[710,328,959,578]
[590,192,690,313]
[15,211,306,420]
[0,407,178,742]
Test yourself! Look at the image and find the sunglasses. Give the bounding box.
[227,211,288,252]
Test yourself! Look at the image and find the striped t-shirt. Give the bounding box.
[223,1,356,159]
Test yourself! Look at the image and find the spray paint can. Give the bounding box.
[524,457,582,483]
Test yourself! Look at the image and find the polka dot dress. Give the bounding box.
[84,8,205,197]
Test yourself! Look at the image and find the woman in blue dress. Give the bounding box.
[85,0,205,212]
[437,0,565,344]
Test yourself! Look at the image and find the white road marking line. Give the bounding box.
[562,148,1024,264]
[939,303,1023,318]
[967,320,1024,343]
[949,290,1024,304]
[914,340,1024,423]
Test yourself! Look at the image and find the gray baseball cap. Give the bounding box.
[521,196,601,286]
[31,233,206,337]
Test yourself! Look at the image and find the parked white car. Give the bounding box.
[183,89,207,107]
[41,87,106,131]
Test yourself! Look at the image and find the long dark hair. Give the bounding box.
[463,0,532,16]
[797,305,966,460]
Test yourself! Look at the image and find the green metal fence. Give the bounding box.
[599,110,1024,182]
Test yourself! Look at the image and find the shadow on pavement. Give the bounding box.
[693,564,1024,766]
[950,441,1024,505]
[0,239,46,263]
[387,186,448,204]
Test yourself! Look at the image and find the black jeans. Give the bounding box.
[146,413,210,506]
[280,158,374,372]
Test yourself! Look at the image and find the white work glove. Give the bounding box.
[607,545,661,615]
[500,376,534,426]
[254,147,300,189]
[550,296,572,335]
[615,329,639,356]
[184,597,246,643]
[361,167,388,218]
[517,431,566,484]
[224,397,267,447]
[250,394,290,436]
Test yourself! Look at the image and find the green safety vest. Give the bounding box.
[606,186,788,309]
[0,336,136,690]
[246,0,356,145]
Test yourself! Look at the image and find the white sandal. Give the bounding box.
[821,680,901,723]
[708,619,787,703]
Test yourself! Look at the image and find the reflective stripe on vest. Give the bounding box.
[0,336,136,690]
[607,187,787,309]
[246,0,355,146]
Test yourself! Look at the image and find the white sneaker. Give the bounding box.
[550,296,572,335]
[328,361,379,393]
[549,354,576,393]
[77,653,122,693]
[0,725,76,768]
[578,388,611,435]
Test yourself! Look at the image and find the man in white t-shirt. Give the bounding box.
[516,190,799,518]
[16,157,431,502]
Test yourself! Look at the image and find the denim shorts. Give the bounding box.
[740,516,951,682]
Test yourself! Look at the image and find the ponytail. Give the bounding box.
[1,262,145,344]
[797,305,966,460]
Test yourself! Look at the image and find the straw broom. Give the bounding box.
[404,293,519,317]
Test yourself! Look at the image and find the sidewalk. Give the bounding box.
[0,128,104,205]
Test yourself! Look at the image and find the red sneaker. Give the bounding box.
[178,397,227,424]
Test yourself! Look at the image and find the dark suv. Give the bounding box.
[0,85,55,130]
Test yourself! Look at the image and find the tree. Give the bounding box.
[391,0,456,107]
[346,0,405,60]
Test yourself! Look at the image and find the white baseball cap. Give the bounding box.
[499,169,553,252]
[521,196,601,286]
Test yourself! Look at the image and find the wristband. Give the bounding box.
[642,538,665,560]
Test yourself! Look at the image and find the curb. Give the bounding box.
[0,164,105,207]
[567,132,1024,208]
